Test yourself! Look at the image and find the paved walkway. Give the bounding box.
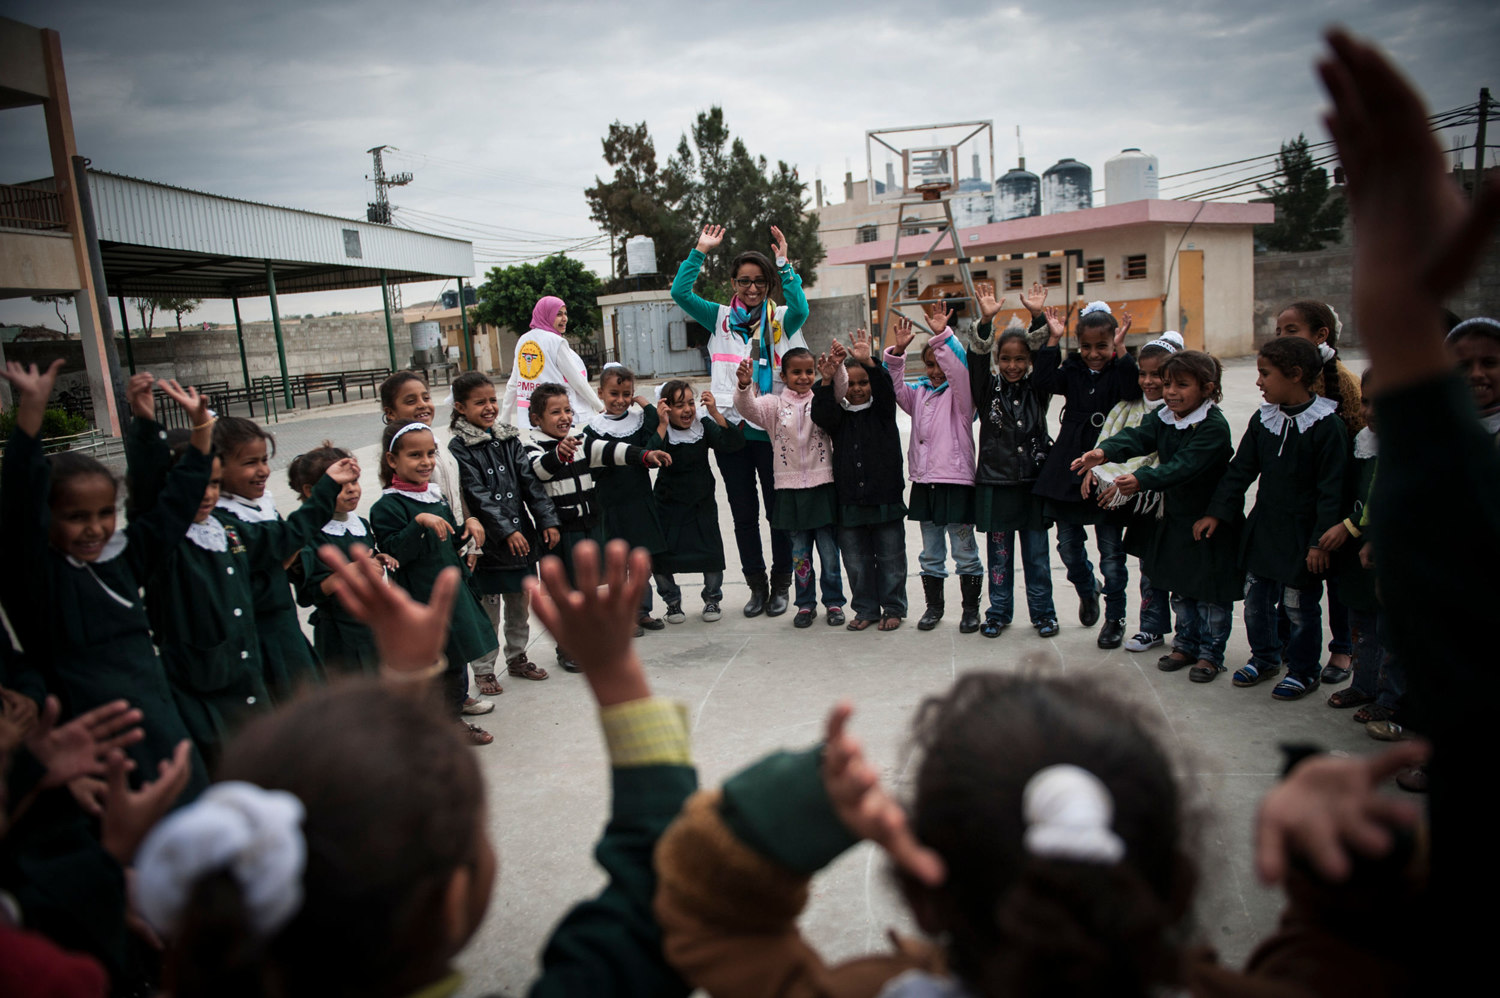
[256,352,1379,996]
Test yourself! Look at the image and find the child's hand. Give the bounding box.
[822,703,945,887]
[506,531,531,557]
[1070,448,1106,474]
[1079,470,1097,500]
[0,358,65,408]
[1254,739,1428,885]
[375,553,400,572]
[1114,311,1132,354]
[1318,522,1351,552]
[816,350,838,383]
[978,293,1004,321]
[633,395,651,410]
[1043,305,1066,344]
[696,224,725,254]
[643,449,672,467]
[1096,482,1120,506]
[846,328,873,364]
[1359,543,1375,570]
[655,398,672,427]
[1193,516,1221,540]
[542,527,560,549]
[462,517,486,550]
[100,741,194,865]
[126,373,156,420]
[736,358,754,389]
[700,390,719,415]
[317,542,458,676]
[322,457,360,486]
[556,434,580,462]
[415,512,453,541]
[1020,282,1048,317]
[26,696,144,790]
[889,315,915,355]
[770,224,789,263]
[1113,473,1140,497]
[923,305,953,335]
[526,539,653,705]
[1306,547,1329,574]
[155,379,211,426]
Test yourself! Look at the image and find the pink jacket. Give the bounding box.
[885,329,976,486]
[733,384,835,490]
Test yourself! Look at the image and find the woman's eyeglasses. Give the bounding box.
[733,277,769,290]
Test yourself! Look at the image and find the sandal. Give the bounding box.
[879,615,902,631]
[1327,688,1375,710]
[1232,662,1281,688]
[1188,661,1225,683]
[474,672,504,696]
[462,722,493,746]
[1354,703,1395,724]
[1270,675,1319,701]
[506,656,549,681]
[846,618,875,631]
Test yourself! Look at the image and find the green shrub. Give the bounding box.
[0,407,89,440]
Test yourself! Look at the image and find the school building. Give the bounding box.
[814,190,1272,357]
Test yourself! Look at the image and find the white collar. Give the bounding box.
[1158,400,1213,430]
[588,407,644,438]
[64,530,128,568]
[186,517,229,552]
[1481,408,1500,436]
[841,398,874,412]
[320,514,368,537]
[665,415,706,445]
[1146,397,1166,410]
[1258,395,1338,436]
[1317,342,1336,364]
[1353,426,1379,459]
[381,483,445,504]
[217,492,278,523]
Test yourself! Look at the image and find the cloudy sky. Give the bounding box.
[2,0,1495,329]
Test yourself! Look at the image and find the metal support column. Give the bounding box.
[457,277,474,370]
[117,296,135,374]
[265,261,292,409]
[381,270,398,370]
[232,296,252,392]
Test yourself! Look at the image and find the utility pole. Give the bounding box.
[366,145,413,313]
[1475,88,1491,199]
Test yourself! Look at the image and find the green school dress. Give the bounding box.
[1333,431,1379,612]
[296,515,383,675]
[214,493,325,702]
[1098,404,1242,605]
[371,485,499,667]
[586,405,668,553]
[0,421,208,798]
[650,417,744,573]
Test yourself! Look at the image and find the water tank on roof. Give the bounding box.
[1105,148,1159,205]
[411,320,443,366]
[625,235,658,276]
[995,166,1041,220]
[1042,158,1093,214]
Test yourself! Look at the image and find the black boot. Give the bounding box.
[917,575,945,631]
[766,572,792,617]
[743,571,769,618]
[958,574,983,634]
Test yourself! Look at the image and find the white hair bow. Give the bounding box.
[1079,301,1113,317]
[1022,764,1125,864]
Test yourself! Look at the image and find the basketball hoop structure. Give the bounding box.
[866,121,995,340]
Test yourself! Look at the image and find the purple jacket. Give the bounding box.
[884,329,976,486]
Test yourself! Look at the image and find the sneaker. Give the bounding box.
[638,613,665,631]
[702,601,722,622]
[1124,631,1164,653]
[826,607,845,627]
[793,609,815,628]
[980,619,1007,638]
[1035,618,1060,638]
[462,697,495,716]
[664,602,686,625]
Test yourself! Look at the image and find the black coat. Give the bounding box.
[1031,344,1142,503]
[810,361,906,507]
[449,429,560,572]
[967,341,1052,486]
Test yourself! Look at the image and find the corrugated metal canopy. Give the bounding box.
[78,170,473,298]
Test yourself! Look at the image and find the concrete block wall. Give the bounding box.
[801,294,869,356]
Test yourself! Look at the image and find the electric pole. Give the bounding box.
[1475,88,1491,199]
[366,145,413,313]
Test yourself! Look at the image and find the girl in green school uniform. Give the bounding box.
[0,362,208,797]
[290,443,397,676]
[211,416,323,702]
[374,420,503,745]
[650,380,745,623]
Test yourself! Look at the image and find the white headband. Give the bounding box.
[1079,301,1112,318]
[1144,330,1184,354]
[135,781,307,938]
[1022,764,1125,864]
[387,421,430,451]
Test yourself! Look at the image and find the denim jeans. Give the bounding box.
[1169,594,1233,667]
[1055,521,1127,619]
[791,525,845,611]
[985,529,1055,625]
[1140,570,1172,636]
[1243,573,1322,682]
[715,439,792,577]
[1348,608,1406,710]
[838,521,908,620]
[653,571,725,606]
[1276,577,1352,657]
[918,520,983,578]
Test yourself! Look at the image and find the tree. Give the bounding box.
[30,294,73,335]
[131,297,160,335]
[1256,134,1347,253]
[584,107,824,297]
[162,297,202,332]
[128,296,202,334]
[473,254,603,341]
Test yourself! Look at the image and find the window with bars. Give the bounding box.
[1004,267,1023,290]
[857,224,879,243]
[1042,262,1062,287]
[1124,254,1148,280]
[1085,258,1105,283]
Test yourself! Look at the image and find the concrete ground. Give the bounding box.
[253,352,1380,997]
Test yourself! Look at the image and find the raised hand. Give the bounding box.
[696,224,726,254]
[1020,281,1048,316]
[770,225,789,263]
[156,379,210,425]
[822,703,945,887]
[1115,311,1133,353]
[889,315,916,355]
[318,542,458,676]
[126,373,157,420]
[1042,305,1066,344]
[700,390,720,416]
[323,457,360,486]
[846,328,873,365]
[922,305,953,335]
[100,742,194,864]
[816,350,838,383]
[977,293,1004,321]
[0,359,66,436]
[736,358,754,390]
[26,696,145,790]
[656,398,672,426]
[414,512,453,541]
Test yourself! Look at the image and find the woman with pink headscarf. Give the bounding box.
[498,296,604,427]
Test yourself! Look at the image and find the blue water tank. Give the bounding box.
[995,166,1041,220]
[1042,158,1093,214]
